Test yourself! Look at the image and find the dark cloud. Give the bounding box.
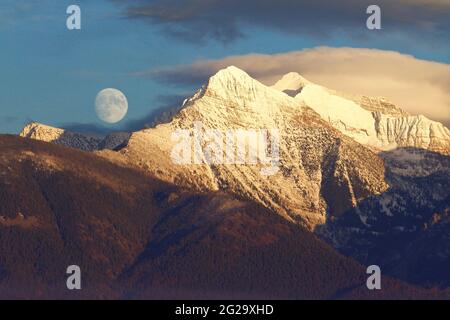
[120,93,190,130]
[112,0,450,43]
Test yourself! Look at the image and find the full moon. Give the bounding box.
[95,88,128,124]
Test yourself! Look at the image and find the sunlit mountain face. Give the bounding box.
[0,1,449,300]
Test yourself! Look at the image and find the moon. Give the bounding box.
[95,88,128,124]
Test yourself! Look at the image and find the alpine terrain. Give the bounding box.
[17,66,450,293]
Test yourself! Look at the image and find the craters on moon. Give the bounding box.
[95,88,128,124]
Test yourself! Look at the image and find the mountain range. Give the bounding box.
[7,66,450,298]
[1,135,448,299]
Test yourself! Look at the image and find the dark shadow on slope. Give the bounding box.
[0,135,448,299]
[315,147,450,289]
[122,94,190,131]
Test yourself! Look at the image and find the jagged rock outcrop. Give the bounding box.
[271,73,450,155]
[2,135,442,299]
[18,67,449,233]
[121,66,388,228]
[20,122,130,151]
[16,66,450,288]
[270,72,450,287]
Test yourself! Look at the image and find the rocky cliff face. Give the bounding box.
[17,66,450,288]
[121,67,388,228]
[2,135,441,299]
[19,67,449,233]
[316,146,450,286]
[269,73,450,286]
[120,67,450,287]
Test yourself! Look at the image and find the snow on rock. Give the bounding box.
[122,66,388,229]
[16,67,450,282]
[20,122,130,151]
[271,72,311,96]
[297,84,380,147]
[268,74,450,155]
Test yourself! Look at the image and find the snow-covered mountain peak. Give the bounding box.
[205,66,256,89]
[271,72,312,94]
[269,73,450,155]
[120,67,390,229]
[203,66,293,99]
[182,66,303,118]
[214,65,250,77]
[14,67,450,286]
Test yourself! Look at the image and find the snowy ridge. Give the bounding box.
[268,73,450,154]
[20,122,130,151]
[15,66,450,287]
[271,72,311,96]
[19,66,449,230]
[122,66,388,228]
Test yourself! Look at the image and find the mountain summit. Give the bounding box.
[271,72,311,95]
[119,67,450,288]
[17,66,450,288]
[122,66,389,228]
[19,66,450,228]
[2,134,442,299]
[269,74,450,154]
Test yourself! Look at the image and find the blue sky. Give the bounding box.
[0,0,449,134]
